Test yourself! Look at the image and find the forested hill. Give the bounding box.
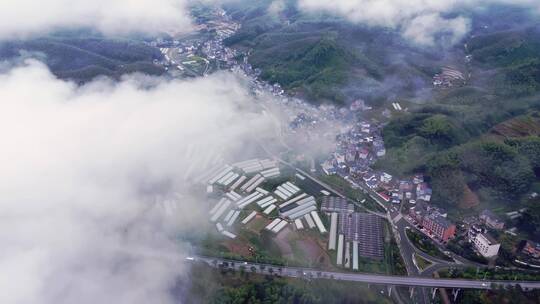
[0,36,165,83]
[468,24,540,96]
[222,0,443,105]
[376,17,540,232]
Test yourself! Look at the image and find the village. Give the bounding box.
[151,5,540,274]
[149,7,241,77]
[319,117,540,268]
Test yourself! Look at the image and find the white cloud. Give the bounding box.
[0,60,275,304]
[297,0,540,46]
[402,14,470,46]
[268,0,286,16]
[1,0,539,43]
[0,0,194,39]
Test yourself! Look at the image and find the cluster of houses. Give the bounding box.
[433,66,466,88]
[199,13,240,67]
[372,175,433,206]
[349,99,372,112]
[521,240,540,266]
[316,107,514,262]
[320,120,456,239]
[472,205,540,265]
[201,38,238,66]
[320,120,436,207]
[151,7,241,76]
[409,202,456,242]
[321,121,385,177]
[464,209,505,258]
[408,205,504,259]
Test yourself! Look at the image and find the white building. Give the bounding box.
[380,172,392,184]
[472,233,500,258]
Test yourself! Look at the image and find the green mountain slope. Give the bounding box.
[0,36,165,82]
[223,2,437,105]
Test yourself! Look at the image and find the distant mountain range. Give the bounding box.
[0,35,165,83]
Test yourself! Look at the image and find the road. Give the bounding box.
[192,256,540,290]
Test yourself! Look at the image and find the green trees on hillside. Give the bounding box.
[383,113,463,153]
[254,34,351,103]
[212,280,316,304]
[468,25,540,96]
[0,37,165,82]
[210,277,391,304]
[509,136,540,168]
[457,285,540,304]
[418,115,461,146]
[425,139,538,206]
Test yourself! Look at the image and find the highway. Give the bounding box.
[192,256,540,290]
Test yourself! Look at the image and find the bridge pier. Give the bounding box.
[432,288,437,300]
[452,288,460,302]
[410,287,414,299]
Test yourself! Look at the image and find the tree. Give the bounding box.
[418,115,459,146]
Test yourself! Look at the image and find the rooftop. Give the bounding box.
[338,212,384,259]
[480,209,503,222]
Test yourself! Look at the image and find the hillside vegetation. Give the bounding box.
[0,36,165,82]
[223,1,437,104]
[378,22,540,213]
[468,25,540,96]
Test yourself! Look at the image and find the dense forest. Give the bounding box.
[457,285,540,304]
[179,263,391,304]
[376,19,540,230]
[0,34,165,82]
[222,0,439,105]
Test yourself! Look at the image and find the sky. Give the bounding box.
[0,59,275,304]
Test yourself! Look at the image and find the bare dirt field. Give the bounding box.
[459,184,480,209]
